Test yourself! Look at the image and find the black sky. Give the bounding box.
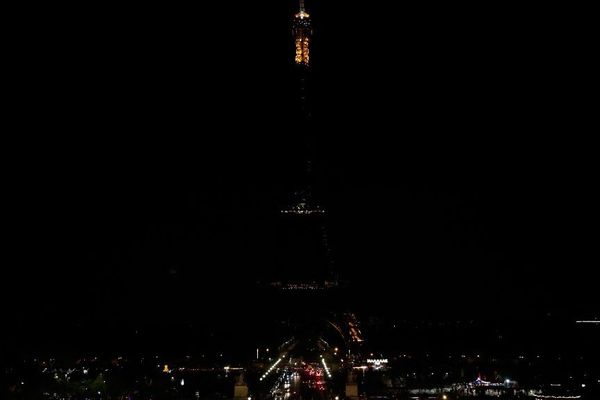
[5,1,597,348]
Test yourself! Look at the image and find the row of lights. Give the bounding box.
[320,356,332,378]
[260,356,284,381]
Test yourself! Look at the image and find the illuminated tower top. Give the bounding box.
[292,0,312,66]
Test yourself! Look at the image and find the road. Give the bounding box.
[267,360,331,400]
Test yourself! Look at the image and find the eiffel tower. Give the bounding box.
[249,7,367,389]
[267,0,339,292]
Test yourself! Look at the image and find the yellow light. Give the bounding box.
[295,11,310,19]
[294,36,310,66]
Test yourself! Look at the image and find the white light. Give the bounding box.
[180,378,185,386]
[367,359,388,364]
[321,356,332,378]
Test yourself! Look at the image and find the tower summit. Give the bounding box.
[292,0,313,126]
[292,0,312,67]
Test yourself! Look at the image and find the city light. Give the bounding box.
[260,356,284,381]
[367,359,388,364]
[320,356,332,378]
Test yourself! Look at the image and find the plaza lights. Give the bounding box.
[320,355,332,378]
[259,355,285,381]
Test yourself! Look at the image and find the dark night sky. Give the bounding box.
[5,1,597,348]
